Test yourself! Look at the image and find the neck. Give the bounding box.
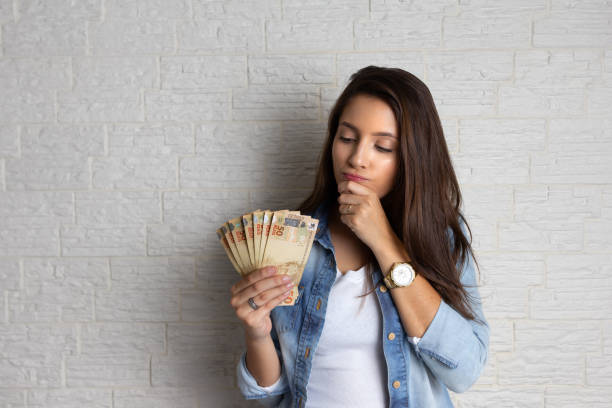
[327,203,349,235]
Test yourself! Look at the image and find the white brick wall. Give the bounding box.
[0,0,610,406]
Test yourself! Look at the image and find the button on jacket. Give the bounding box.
[236,199,490,407]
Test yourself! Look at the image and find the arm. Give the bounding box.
[236,319,290,404]
[371,221,489,393]
[245,335,282,386]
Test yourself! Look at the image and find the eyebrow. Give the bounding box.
[339,121,397,138]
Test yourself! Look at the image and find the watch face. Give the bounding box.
[391,264,414,286]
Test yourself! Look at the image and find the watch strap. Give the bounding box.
[383,273,397,289]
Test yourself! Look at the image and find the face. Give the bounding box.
[332,94,400,199]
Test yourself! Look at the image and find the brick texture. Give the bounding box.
[0,1,610,406]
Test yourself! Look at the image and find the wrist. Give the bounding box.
[244,329,272,345]
[370,224,391,251]
[373,228,406,259]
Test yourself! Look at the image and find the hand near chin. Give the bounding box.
[336,180,394,252]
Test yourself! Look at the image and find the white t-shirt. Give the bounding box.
[259,265,421,406]
[305,264,388,407]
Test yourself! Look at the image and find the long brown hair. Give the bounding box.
[296,65,485,325]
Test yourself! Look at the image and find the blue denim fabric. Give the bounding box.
[236,199,490,407]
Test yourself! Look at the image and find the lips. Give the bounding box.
[343,173,368,182]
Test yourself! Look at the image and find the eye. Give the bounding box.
[340,136,393,153]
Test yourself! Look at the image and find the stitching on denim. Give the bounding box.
[243,388,288,400]
[288,284,305,330]
[419,348,458,369]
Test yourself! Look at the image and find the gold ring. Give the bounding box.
[346,204,352,213]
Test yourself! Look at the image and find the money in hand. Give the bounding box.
[216,209,319,306]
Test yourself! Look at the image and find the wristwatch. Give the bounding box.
[383,261,416,289]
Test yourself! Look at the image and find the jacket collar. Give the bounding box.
[309,198,335,255]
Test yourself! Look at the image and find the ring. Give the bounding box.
[346,204,352,213]
[248,297,259,310]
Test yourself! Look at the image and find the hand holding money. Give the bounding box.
[229,265,295,341]
[217,209,319,306]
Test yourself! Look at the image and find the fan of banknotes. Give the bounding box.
[216,209,319,306]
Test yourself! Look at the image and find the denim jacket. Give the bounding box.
[236,199,490,407]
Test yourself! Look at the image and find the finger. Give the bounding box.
[231,274,294,308]
[230,265,277,295]
[338,180,372,195]
[337,193,362,205]
[340,214,356,230]
[239,284,294,318]
[260,286,295,312]
[338,203,358,215]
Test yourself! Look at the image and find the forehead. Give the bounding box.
[339,95,398,137]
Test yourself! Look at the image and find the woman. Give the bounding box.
[229,66,490,407]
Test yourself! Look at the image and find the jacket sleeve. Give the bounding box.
[235,319,290,405]
[413,222,490,393]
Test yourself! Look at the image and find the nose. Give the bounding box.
[347,138,369,169]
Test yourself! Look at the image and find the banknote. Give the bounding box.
[228,216,252,273]
[252,209,265,268]
[221,222,246,275]
[216,227,242,274]
[261,211,319,306]
[242,213,256,268]
[259,209,274,269]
